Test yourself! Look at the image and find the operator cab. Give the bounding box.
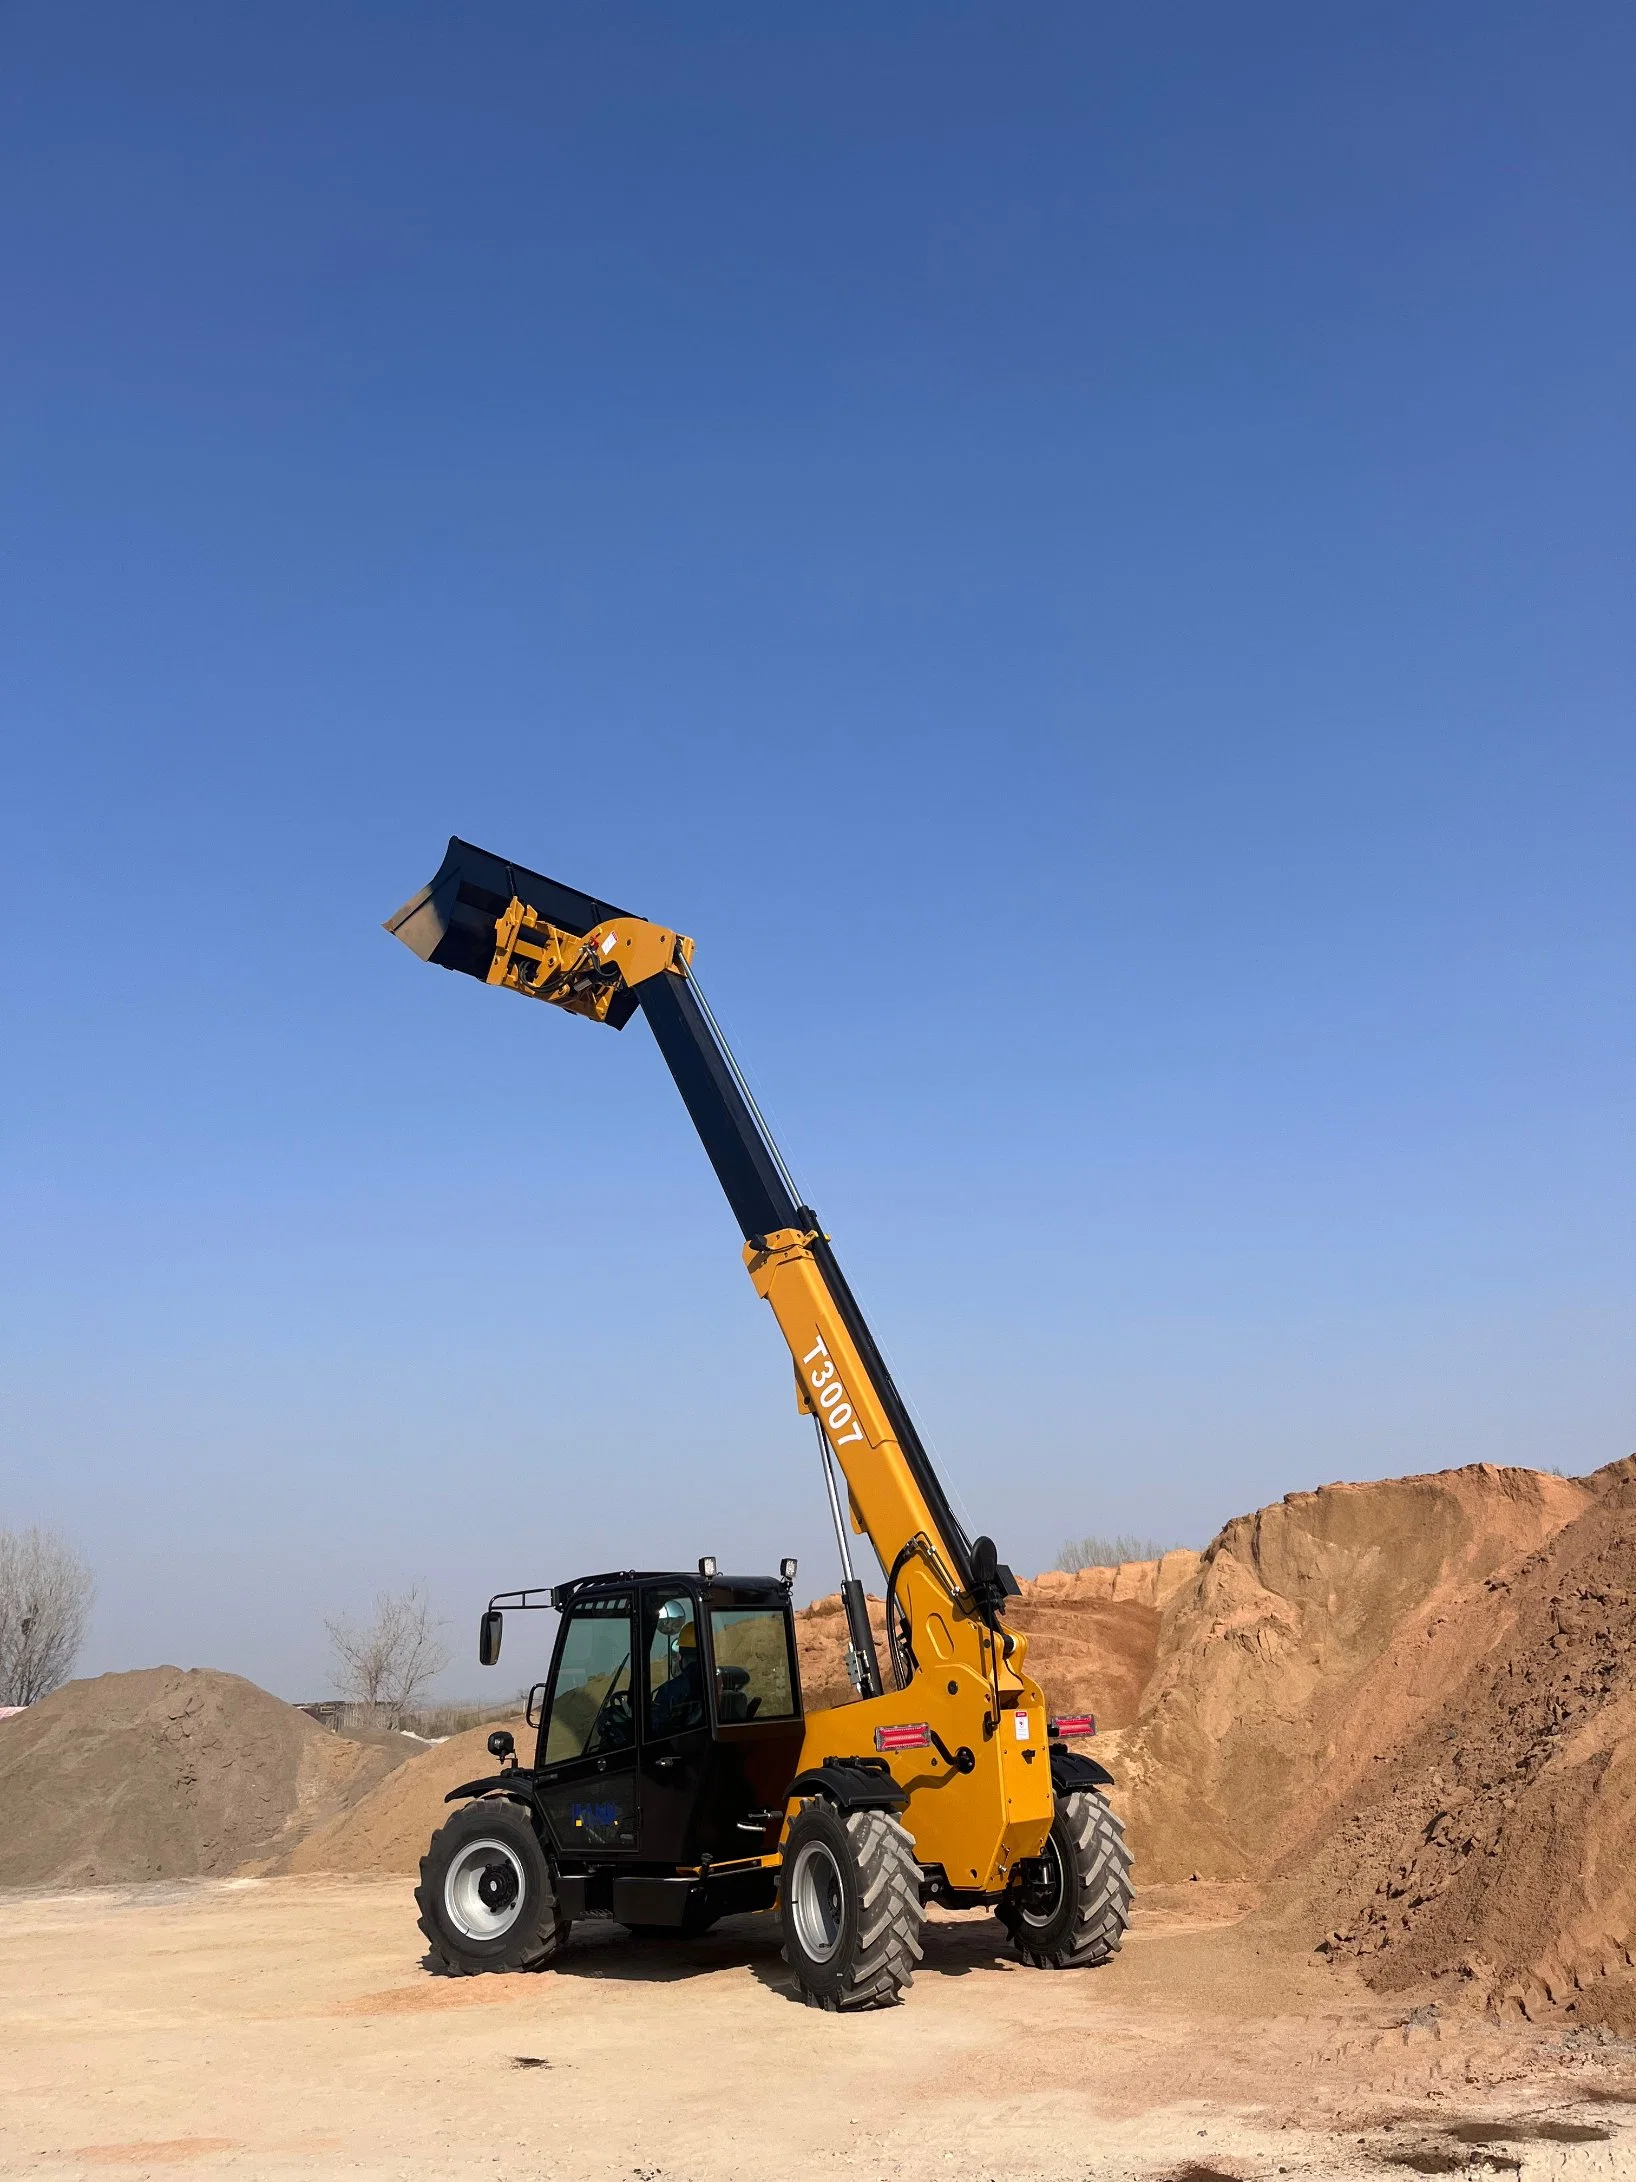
[477,1566,804,1913]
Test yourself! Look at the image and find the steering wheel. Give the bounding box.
[588,1662,634,1752]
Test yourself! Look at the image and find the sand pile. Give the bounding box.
[1295,1457,1636,2027]
[1108,1457,1636,2031]
[282,1716,528,1877]
[1008,1552,1199,1727]
[1108,1462,1593,1884]
[0,1667,407,1887]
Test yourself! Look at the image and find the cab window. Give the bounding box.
[709,1607,796,1722]
[544,1595,634,1763]
[644,1594,706,1737]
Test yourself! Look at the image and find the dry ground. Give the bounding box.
[2,1879,1632,2182]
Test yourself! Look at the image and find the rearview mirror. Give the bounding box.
[478,1609,503,1666]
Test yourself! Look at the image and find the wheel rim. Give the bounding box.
[444,1837,526,1942]
[789,1839,846,1965]
[1018,1831,1066,1930]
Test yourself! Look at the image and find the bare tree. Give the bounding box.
[1055,1533,1179,1574]
[325,1584,450,1728]
[0,1527,96,1705]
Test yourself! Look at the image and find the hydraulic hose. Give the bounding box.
[884,1542,918,1692]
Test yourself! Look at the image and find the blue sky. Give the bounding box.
[2,5,1631,1700]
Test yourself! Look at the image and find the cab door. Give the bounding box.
[699,1597,806,1860]
[533,1592,640,1859]
[636,1587,712,1865]
[638,1587,806,1866]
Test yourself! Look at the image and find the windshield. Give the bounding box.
[544,1595,634,1762]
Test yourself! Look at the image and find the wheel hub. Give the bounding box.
[789,1839,846,1965]
[1016,1835,1066,1929]
[444,1837,526,1942]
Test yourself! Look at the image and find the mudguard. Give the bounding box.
[1049,1746,1114,1797]
[443,1770,538,1806]
[785,1757,910,1814]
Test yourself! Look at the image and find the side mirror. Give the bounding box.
[478,1609,503,1666]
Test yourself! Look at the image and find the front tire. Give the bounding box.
[999,1790,1132,1969]
[779,1801,924,2011]
[416,1799,568,1975]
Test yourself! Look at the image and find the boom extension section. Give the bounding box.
[386,838,1056,1902]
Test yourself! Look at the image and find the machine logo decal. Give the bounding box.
[801,1335,865,1447]
[570,1800,624,1830]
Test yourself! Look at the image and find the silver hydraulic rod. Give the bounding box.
[814,1414,884,1700]
[815,1413,857,1585]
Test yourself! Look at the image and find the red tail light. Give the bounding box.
[874,1722,932,1753]
[1049,1714,1096,1738]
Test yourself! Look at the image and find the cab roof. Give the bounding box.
[558,1569,790,1599]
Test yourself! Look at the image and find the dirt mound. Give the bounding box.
[1008,1552,1200,1727]
[1106,1457,1636,2032]
[0,1667,406,1887]
[284,1717,528,1876]
[1108,1462,1594,1886]
[1295,1457,1636,2028]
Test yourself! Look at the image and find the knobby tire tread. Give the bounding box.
[414,1803,568,1976]
[784,1806,925,2012]
[1003,1789,1132,1970]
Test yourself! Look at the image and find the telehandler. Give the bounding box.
[385,838,1132,2009]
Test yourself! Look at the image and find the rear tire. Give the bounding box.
[416,1799,568,1975]
[998,1790,1132,1969]
[779,1801,924,2011]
